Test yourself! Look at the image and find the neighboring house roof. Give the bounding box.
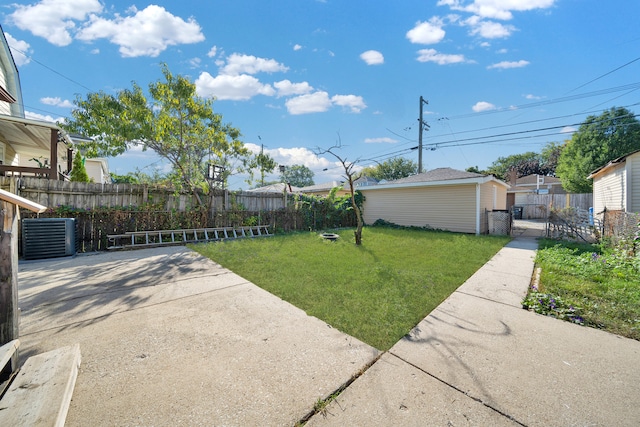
[361,167,509,191]
[515,174,562,186]
[247,182,301,193]
[508,174,565,193]
[353,175,378,187]
[298,181,343,193]
[588,148,640,179]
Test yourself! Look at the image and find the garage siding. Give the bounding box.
[630,154,640,212]
[593,164,625,214]
[362,184,478,233]
[478,183,507,234]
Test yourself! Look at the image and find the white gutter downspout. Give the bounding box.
[475,183,481,235]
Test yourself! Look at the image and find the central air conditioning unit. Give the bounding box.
[22,218,77,260]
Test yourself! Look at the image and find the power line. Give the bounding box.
[444,82,640,121]
[566,56,640,94]
[9,46,93,92]
[426,113,640,150]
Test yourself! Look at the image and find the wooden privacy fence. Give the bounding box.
[515,193,592,219]
[0,177,286,212]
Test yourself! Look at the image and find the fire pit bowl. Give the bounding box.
[320,233,340,241]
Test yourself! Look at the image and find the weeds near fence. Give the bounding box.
[523,237,640,340]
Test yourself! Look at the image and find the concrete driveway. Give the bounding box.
[17,246,379,426]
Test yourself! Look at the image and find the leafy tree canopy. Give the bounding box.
[247,150,278,187]
[486,142,563,181]
[556,107,640,193]
[360,157,417,181]
[62,64,249,200]
[280,164,315,187]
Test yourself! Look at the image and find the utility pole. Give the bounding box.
[418,96,429,173]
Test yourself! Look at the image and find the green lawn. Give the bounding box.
[190,227,510,350]
[524,239,640,340]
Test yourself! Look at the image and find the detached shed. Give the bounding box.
[588,149,640,214]
[359,168,509,234]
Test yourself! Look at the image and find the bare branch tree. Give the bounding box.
[315,137,364,245]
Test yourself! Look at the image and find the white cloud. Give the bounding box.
[245,144,331,170]
[4,33,32,66]
[525,93,544,100]
[293,44,303,51]
[284,92,367,115]
[360,50,384,65]
[220,53,289,76]
[466,18,515,38]
[76,5,204,57]
[561,126,577,134]
[437,0,556,20]
[406,18,446,44]
[496,48,508,53]
[189,57,202,68]
[285,91,332,115]
[364,137,398,144]
[207,46,218,57]
[40,97,74,108]
[195,72,275,100]
[9,0,103,46]
[273,80,314,98]
[331,95,367,113]
[416,48,467,65]
[472,101,497,112]
[487,59,529,69]
[25,110,63,123]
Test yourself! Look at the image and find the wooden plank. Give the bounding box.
[0,339,19,372]
[0,344,81,427]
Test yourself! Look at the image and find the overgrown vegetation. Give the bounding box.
[523,234,640,340]
[191,227,510,350]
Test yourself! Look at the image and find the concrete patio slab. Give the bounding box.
[18,246,380,426]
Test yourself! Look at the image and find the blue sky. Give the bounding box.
[2,0,639,189]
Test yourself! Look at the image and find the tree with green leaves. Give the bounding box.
[316,141,364,245]
[556,107,640,193]
[70,152,90,182]
[63,64,250,203]
[360,157,417,181]
[280,164,314,187]
[485,142,562,181]
[250,149,278,187]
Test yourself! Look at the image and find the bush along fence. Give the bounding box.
[18,191,360,253]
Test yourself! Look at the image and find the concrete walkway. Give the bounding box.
[16,223,640,426]
[307,227,640,427]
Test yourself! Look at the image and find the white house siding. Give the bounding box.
[479,182,507,234]
[593,163,625,214]
[629,153,640,212]
[0,67,10,116]
[362,184,477,233]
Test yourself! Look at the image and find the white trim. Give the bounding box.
[475,183,481,235]
[360,175,509,192]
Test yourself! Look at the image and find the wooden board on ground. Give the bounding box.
[0,344,81,427]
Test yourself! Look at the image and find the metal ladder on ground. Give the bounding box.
[107,225,272,250]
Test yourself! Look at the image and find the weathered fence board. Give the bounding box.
[0,177,286,212]
[515,193,592,219]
